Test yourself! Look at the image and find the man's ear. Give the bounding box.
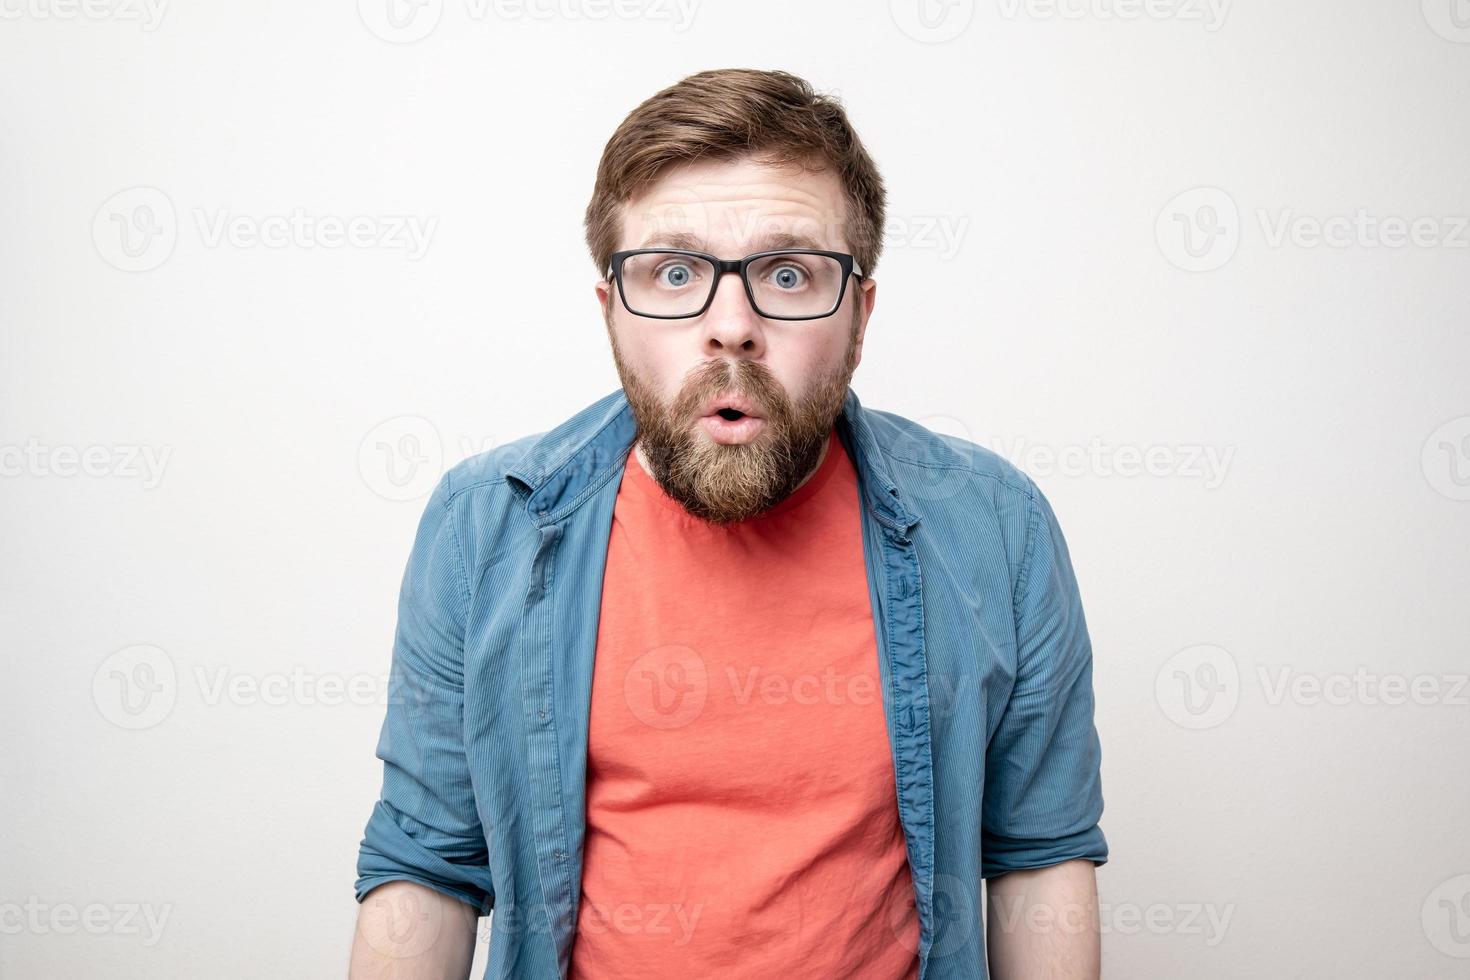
[853,277,877,368]
[595,279,611,307]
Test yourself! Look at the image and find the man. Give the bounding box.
[350,68,1107,980]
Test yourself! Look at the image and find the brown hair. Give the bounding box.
[584,68,887,279]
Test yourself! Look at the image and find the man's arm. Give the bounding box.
[349,880,477,980]
[985,859,1100,980]
[350,474,495,975]
[981,480,1108,974]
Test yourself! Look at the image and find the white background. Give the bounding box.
[3,1,1469,977]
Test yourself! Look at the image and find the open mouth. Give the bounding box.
[699,399,766,444]
[698,393,764,441]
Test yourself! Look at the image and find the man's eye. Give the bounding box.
[655,263,696,288]
[769,264,808,290]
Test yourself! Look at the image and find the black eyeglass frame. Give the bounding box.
[607,247,866,321]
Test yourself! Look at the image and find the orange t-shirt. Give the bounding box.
[570,429,920,979]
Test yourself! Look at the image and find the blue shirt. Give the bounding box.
[355,386,1107,979]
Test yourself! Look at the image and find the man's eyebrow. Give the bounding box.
[752,232,828,252]
[636,231,833,253]
[639,232,706,250]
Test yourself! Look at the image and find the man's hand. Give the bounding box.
[985,859,1101,980]
[349,880,479,980]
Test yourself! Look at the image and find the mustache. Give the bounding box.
[672,359,789,423]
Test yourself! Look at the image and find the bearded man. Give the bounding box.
[350,67,1108,980]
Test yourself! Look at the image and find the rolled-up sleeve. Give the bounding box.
[355,475,495,914]
[981,480,1108,879]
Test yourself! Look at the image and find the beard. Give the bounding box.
[606,311,860,526]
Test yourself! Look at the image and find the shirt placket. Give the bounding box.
[858,465,937,978]
[520,518,578,974]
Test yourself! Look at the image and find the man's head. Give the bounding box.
[586,69,886,525]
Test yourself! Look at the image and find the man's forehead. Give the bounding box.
[620,158,849,254]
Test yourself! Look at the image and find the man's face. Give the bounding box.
[594,154,877,525]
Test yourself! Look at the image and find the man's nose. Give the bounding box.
[701,270,765,356]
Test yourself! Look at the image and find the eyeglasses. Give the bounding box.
[607,248,865,321]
